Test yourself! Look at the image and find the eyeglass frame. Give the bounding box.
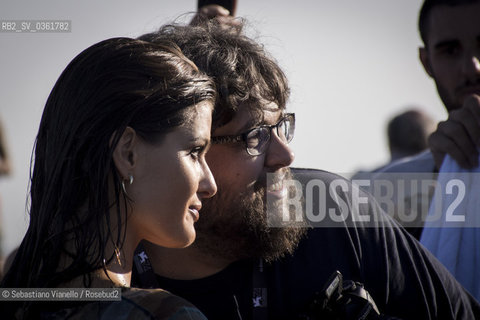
[211,113,295,156]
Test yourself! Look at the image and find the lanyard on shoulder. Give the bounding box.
[252,259,268,320]
[132,242,160,289]
[134,244,269,319]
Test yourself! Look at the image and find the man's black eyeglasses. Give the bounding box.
[211,113,295,156]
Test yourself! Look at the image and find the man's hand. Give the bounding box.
[428,95,480,170]
[190,4,242,29]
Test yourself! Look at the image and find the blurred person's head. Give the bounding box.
[387,109,436,160]
[2,37,217,290]
[0,117,11,176]
[140,23,306,263]
[419,0,480,112]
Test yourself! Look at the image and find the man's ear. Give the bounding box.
[419,47,434,78]
[112,127,138,179]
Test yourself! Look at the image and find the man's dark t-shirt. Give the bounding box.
[133,168,480,320]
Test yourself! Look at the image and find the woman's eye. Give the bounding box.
[189,146,204,160]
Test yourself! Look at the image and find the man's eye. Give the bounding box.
[247,129,269,148]
[247,135,260,148]
[438,44,460,57]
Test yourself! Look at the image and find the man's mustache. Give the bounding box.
[456,78,480,95]
[254,168,291,193]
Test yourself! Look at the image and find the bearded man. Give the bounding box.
[132,16,480,320]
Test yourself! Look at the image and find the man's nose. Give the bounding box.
[264,130,295,170]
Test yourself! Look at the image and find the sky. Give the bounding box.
[0,0,447,256]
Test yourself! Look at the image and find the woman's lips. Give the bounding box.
[189,208,199,221]
[188,204,201,222]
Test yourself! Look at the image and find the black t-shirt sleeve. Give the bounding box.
[356,208,479,319]
[287,168,480,320]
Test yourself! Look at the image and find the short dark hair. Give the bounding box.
[419,0,479,45]
[2,37,215,294]
[139,22,290,130]
[387,109,435,159]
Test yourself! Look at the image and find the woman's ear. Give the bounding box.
[112,127,138,179]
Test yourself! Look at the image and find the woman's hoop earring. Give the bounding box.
[121,174,134,195]
[114,246,123,267]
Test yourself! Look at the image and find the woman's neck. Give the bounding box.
[59,225,139,288]
[143,241,233,280]
[101,232,137,287]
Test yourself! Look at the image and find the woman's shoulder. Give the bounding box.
[41,288,207,320]
[121,287,207,319]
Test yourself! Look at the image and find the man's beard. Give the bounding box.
[191,169,308,262]
[436,81,461,112]
[435,76,480,113]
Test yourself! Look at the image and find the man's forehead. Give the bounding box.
[214,102,283,135]
[426,3,480,47]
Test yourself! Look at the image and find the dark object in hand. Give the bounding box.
[297,271,402,320]
[198,0,237,16]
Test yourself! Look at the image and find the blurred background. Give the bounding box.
[0,0,445,257]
